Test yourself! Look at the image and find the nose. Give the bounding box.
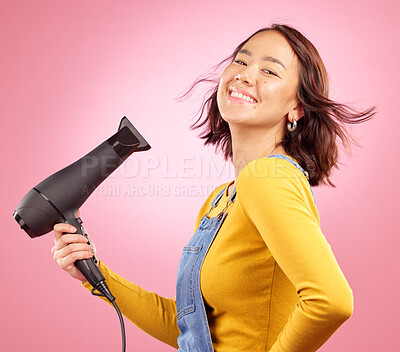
[235,66,256,86]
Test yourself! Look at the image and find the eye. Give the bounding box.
[262,69,277,76]
[234,60,246,66]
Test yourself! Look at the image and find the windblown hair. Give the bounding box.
[177,24,376,187]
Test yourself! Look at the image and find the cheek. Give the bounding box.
[260,81,292,104]
[217,78,224,102]
[220,65,236,84]
[216,78,227,117]
[217,73,227,97]
[217,72,233,103]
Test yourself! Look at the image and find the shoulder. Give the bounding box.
[236,156,319,224]
[237,156,308,191]
[236,156,314,208]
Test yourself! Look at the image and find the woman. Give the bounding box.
[51,24,375,351]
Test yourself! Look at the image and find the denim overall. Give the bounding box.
[175,154,314,352]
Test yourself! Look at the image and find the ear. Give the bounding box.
[289,102,304,122]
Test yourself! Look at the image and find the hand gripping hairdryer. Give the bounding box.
[13,116,150,303]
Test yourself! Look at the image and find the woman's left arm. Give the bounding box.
[237,158,354,352]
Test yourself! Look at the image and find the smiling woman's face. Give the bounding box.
[217,30,301,130]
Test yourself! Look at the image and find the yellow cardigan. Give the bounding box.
[83,156,354,351]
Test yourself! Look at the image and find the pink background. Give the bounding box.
[1,1,398,351]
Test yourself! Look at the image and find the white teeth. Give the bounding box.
[230,90,256,103]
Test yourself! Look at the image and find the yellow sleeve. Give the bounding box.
[236,157,354,352]
[82,261,179,349]
[80,184,228,349]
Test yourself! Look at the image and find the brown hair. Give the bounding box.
[177,24,376,187]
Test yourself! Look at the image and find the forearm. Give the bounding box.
[269,283,353,351]
[82,261,180,349]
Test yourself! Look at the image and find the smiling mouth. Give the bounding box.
[228,89,257,104]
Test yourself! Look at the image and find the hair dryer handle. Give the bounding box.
[63,216,109,291]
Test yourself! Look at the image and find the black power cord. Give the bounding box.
[111,300,126,352]
[92,281,126,352]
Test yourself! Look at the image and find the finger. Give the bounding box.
[53,234,88,251]
[59,250,95,271]
[77,208,81,218]
[54,243,94,261]
[53,223,77,240]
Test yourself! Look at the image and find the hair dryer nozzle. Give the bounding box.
[107,117,151,162]
[118,116,151,152]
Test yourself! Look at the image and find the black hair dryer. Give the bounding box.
[13,116,151,299]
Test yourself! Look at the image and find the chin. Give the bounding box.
[219,103,250,122]
[220,114,253,127]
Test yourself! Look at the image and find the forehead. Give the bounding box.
[240,30,299,73]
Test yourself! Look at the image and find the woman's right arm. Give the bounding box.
[51,222,180,349]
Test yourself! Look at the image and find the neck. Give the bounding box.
[229,124,288,180]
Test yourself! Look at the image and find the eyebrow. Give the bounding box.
[237,49,286,70]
